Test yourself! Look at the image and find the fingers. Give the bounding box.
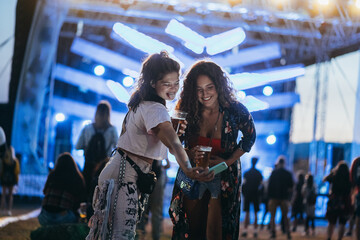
[177,122,187,136]
[189,167,215,182]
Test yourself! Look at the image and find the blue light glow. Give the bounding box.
[206,27,246,55]
[48,162,54,169]
[94,65,105,76]
[266,134,277,145]
[237,90,246,100]
[82,120,92,127]
[263,86,273,96]
[113,22,174,54]
[122,76,134,87]
[165,19,205,54]
[55,113,65,122]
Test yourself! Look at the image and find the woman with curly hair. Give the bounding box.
[169,60,256,240]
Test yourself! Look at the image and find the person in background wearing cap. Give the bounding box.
[0,126,20,216]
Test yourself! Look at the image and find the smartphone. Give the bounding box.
[209,162,228,175]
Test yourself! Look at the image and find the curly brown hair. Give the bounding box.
[176,60,237,137]
[128,51,180,111]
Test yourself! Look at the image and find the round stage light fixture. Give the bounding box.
[122,76,134,87]
[263,86,273,96]
[55,113,66,122]
[94,65,105,76]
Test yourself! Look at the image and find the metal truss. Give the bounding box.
[61,0,360,70]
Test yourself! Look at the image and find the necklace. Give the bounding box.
[213,111,221,133]
[208,111,221,145]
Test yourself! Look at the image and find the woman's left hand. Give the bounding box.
[209,155,225,167]
[177,120,187,136]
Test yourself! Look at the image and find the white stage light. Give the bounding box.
[237,90,246,100]
[55,113,65,122]
[106,79,130,104]
[263,86,273,96]
[231,65,305,90]
[122,76,134,87]
[94,65,105,76]
[206,27,246,55]
[266,134,277,145]
[82,120,92,127]
[165,19,205,54]
[48,162,54,169]
[113,22,174,54]
[241,95,269,112]
[318,0,329,5]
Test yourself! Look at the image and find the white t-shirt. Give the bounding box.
[117,101,171,160]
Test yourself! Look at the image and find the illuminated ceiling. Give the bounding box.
[59,0,360,73]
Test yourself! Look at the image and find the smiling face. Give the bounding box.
[196,75,219,108]
[152,72,180,101]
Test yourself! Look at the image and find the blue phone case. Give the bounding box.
[209,162,228,175]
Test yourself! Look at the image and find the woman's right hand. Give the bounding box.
[189,146,205,166]
[183,166,214,182]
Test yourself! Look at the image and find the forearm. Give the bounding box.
[226,148,245,166]
[170,143,192,171]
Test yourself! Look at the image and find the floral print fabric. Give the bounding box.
[169,102,256,240]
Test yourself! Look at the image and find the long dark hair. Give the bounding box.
[128,51,180,111]
[332,160,351,195]
[305,173,314,188]
[45,152,85,194]
[94,100,111,129]
[176,60,237,137]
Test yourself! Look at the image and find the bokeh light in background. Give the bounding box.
[122,76,134,87]
[55,113,65,122]
[266,134,277,145]
[94,65,105,76]
[237,90,246,100]
[263,86,273,96]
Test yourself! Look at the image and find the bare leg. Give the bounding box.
[356,217,360,240]
[337,224,345,240]
[183,192,210,240]
[0,186,7,212]
[327,223,335,239]
[7,186,14,214]
[244,211,250,229]
[206,198,222,240]
[254,212,258,230]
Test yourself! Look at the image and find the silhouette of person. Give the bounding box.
[38,152,86,226]
[0,127,20,216]
[75,100,118,195]
[268,156,294,239]
[291,171,305,232]
[241,157,263,238]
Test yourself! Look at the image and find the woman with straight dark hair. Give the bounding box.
[324,160,352,240]
[38,152,86,226]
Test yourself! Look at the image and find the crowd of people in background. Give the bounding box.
[239,155,360,240]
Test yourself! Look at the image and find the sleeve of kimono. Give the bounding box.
[235,102,256,152]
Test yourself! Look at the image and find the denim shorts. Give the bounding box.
[198,174,221,199]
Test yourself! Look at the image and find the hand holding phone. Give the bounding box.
[209,162,228,175]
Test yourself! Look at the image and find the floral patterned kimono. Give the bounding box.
[169,102,256,240]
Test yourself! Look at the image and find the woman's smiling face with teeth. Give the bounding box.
[196,75,218,108]
[152,72,180,101]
